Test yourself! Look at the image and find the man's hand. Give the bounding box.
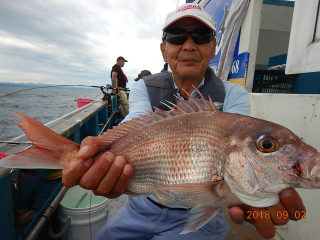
[228,188,306,239]
[62,136,133,198]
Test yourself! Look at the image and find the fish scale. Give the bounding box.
[111,112,227,194]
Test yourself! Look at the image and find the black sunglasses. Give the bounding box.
[162,28,215,45]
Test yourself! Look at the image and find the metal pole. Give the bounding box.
[25,186,69,240]
[98,109,118,135]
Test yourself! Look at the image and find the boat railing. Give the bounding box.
[0,93,122,240]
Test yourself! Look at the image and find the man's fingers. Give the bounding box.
[266,201,289,226]
[79,152,115,190]
[90,155,130,198]
[78,135,108,159]
[228,206,244,224]
[279,188,306,221]
[62,135,103,188]
[62,157,94,188]
[105,164,134,199]
[229,205,276,238]
[226,189,306,239]
[92,156,126,196]
[249,207,276,239]
[62,135,133,199]
[229,204,285,239]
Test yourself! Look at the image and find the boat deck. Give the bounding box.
[0,100,109,240]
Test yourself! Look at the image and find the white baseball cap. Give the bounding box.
[163,3,216,31]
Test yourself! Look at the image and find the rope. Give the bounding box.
[89,191,93,239]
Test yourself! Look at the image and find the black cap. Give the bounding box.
[134,70,152,81]
[117,56,128,62]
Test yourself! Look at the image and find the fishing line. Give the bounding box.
[92,91,104,101]
[0,85,105,98]
[89,191,93,239]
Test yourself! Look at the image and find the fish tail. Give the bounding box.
[0,111,80,169]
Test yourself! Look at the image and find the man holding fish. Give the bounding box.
[62,3,306,240]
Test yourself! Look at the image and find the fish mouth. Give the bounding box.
[295,151,320,188]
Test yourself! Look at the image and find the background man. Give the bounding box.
[134,70,152,81]
[161,62,170,72]
[111,56,129,116]
[63,3,305,240]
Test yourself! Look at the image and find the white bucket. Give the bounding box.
[56,185,109,240]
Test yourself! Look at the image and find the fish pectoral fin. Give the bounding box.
[181,207,219,234]
[146,182,225,209]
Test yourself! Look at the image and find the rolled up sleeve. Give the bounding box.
[123,79,152,122]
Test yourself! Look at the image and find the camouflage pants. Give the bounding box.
[118,90,129,116]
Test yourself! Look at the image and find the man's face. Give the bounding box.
[160,17,216,80]
[118,60,125,67]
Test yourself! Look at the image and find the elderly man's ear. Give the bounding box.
[160,42,168,63]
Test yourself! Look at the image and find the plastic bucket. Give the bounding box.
[56,185,109,240]
[76,98,93,108]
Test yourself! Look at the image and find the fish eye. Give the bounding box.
[262,140,273,149]
[256,135,279,153]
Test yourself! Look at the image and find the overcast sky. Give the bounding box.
[0,0,295,89]
[0,0,184,89]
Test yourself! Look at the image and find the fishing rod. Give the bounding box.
[0,84,130,99]
[0,84,107,98]
[0,141,33,145]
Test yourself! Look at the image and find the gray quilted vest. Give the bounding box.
[143,68,226,111]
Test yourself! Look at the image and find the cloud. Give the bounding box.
[0,0,180,89]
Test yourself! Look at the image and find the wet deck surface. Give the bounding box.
[107,195,272,240]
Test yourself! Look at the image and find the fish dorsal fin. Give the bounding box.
[98,86,222,150]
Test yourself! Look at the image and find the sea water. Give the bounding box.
[0,85,103,141]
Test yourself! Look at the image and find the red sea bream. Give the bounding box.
[1,89,320,234]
